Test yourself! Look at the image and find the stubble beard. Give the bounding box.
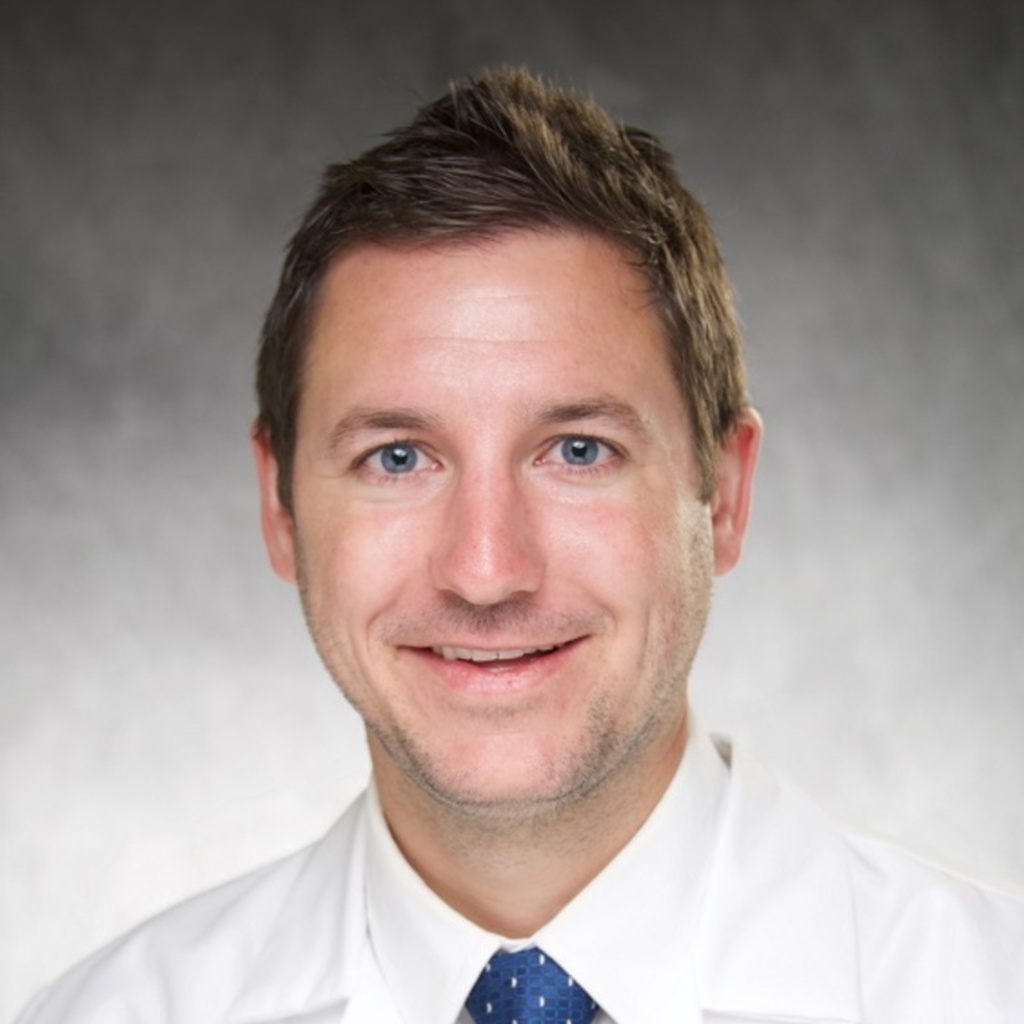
[292,524,714,832]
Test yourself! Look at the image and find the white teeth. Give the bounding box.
[432,644,560,663]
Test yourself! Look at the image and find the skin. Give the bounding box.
[254,230,761,935]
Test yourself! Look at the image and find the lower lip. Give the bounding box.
[404,641,580,697]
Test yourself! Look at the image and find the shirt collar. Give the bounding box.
[365,782,498,1024]
[365,717,728,1024]
[535,722,727,1024]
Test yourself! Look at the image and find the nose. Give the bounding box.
[429,466,545,607]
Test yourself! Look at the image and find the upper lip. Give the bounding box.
[429,643,566,663]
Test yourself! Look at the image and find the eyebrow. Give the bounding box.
[535,397,653,439]
[326,407,444,453]
[325,396,653,453]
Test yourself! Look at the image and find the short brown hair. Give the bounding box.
[255,67,747,512]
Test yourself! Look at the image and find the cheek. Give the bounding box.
[551,486,693,583]
[299,500,433,615]
[581,494,714,650]
[650,502,715,645]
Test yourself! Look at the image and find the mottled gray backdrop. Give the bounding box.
[2,0,1022,1015]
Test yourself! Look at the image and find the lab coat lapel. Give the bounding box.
[697,739,862,1024]
[227,798,371,1024]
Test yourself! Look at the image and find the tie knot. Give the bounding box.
[465,947,598,1024]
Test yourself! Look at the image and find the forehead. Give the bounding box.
[316,229,657,332]
[300,230,685,428]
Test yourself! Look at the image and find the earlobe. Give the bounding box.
[251,425,298,585]
[710,407,762,576]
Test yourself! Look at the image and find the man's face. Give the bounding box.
[256,230,758,817]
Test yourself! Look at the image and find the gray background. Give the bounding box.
[2,0,1022,1016]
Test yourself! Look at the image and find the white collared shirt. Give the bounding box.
[364,724,729,1024]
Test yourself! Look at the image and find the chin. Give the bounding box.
[388,726,620,818]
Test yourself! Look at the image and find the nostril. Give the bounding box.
[429,495,545,605]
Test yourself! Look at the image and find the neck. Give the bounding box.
[370,717,688,937]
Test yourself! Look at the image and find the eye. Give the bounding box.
[557,436,607,467]
[369,443,420,474]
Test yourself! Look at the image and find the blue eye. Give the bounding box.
[559,437,602,466]
[377,444,418,474]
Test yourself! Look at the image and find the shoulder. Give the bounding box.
[16,795,369,1024]
[704,737,1024,1021]
[845,831,1024,1015]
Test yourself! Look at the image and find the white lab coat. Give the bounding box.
[16,739,1024,1023]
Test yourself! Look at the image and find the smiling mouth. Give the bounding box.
[430,643,565,664]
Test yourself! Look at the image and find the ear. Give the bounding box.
[251,424,298,585]
[710,407,762,576]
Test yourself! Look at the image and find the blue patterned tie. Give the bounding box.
[465,947,599,1024]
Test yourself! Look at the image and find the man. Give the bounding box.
[18,67,1023,1024]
